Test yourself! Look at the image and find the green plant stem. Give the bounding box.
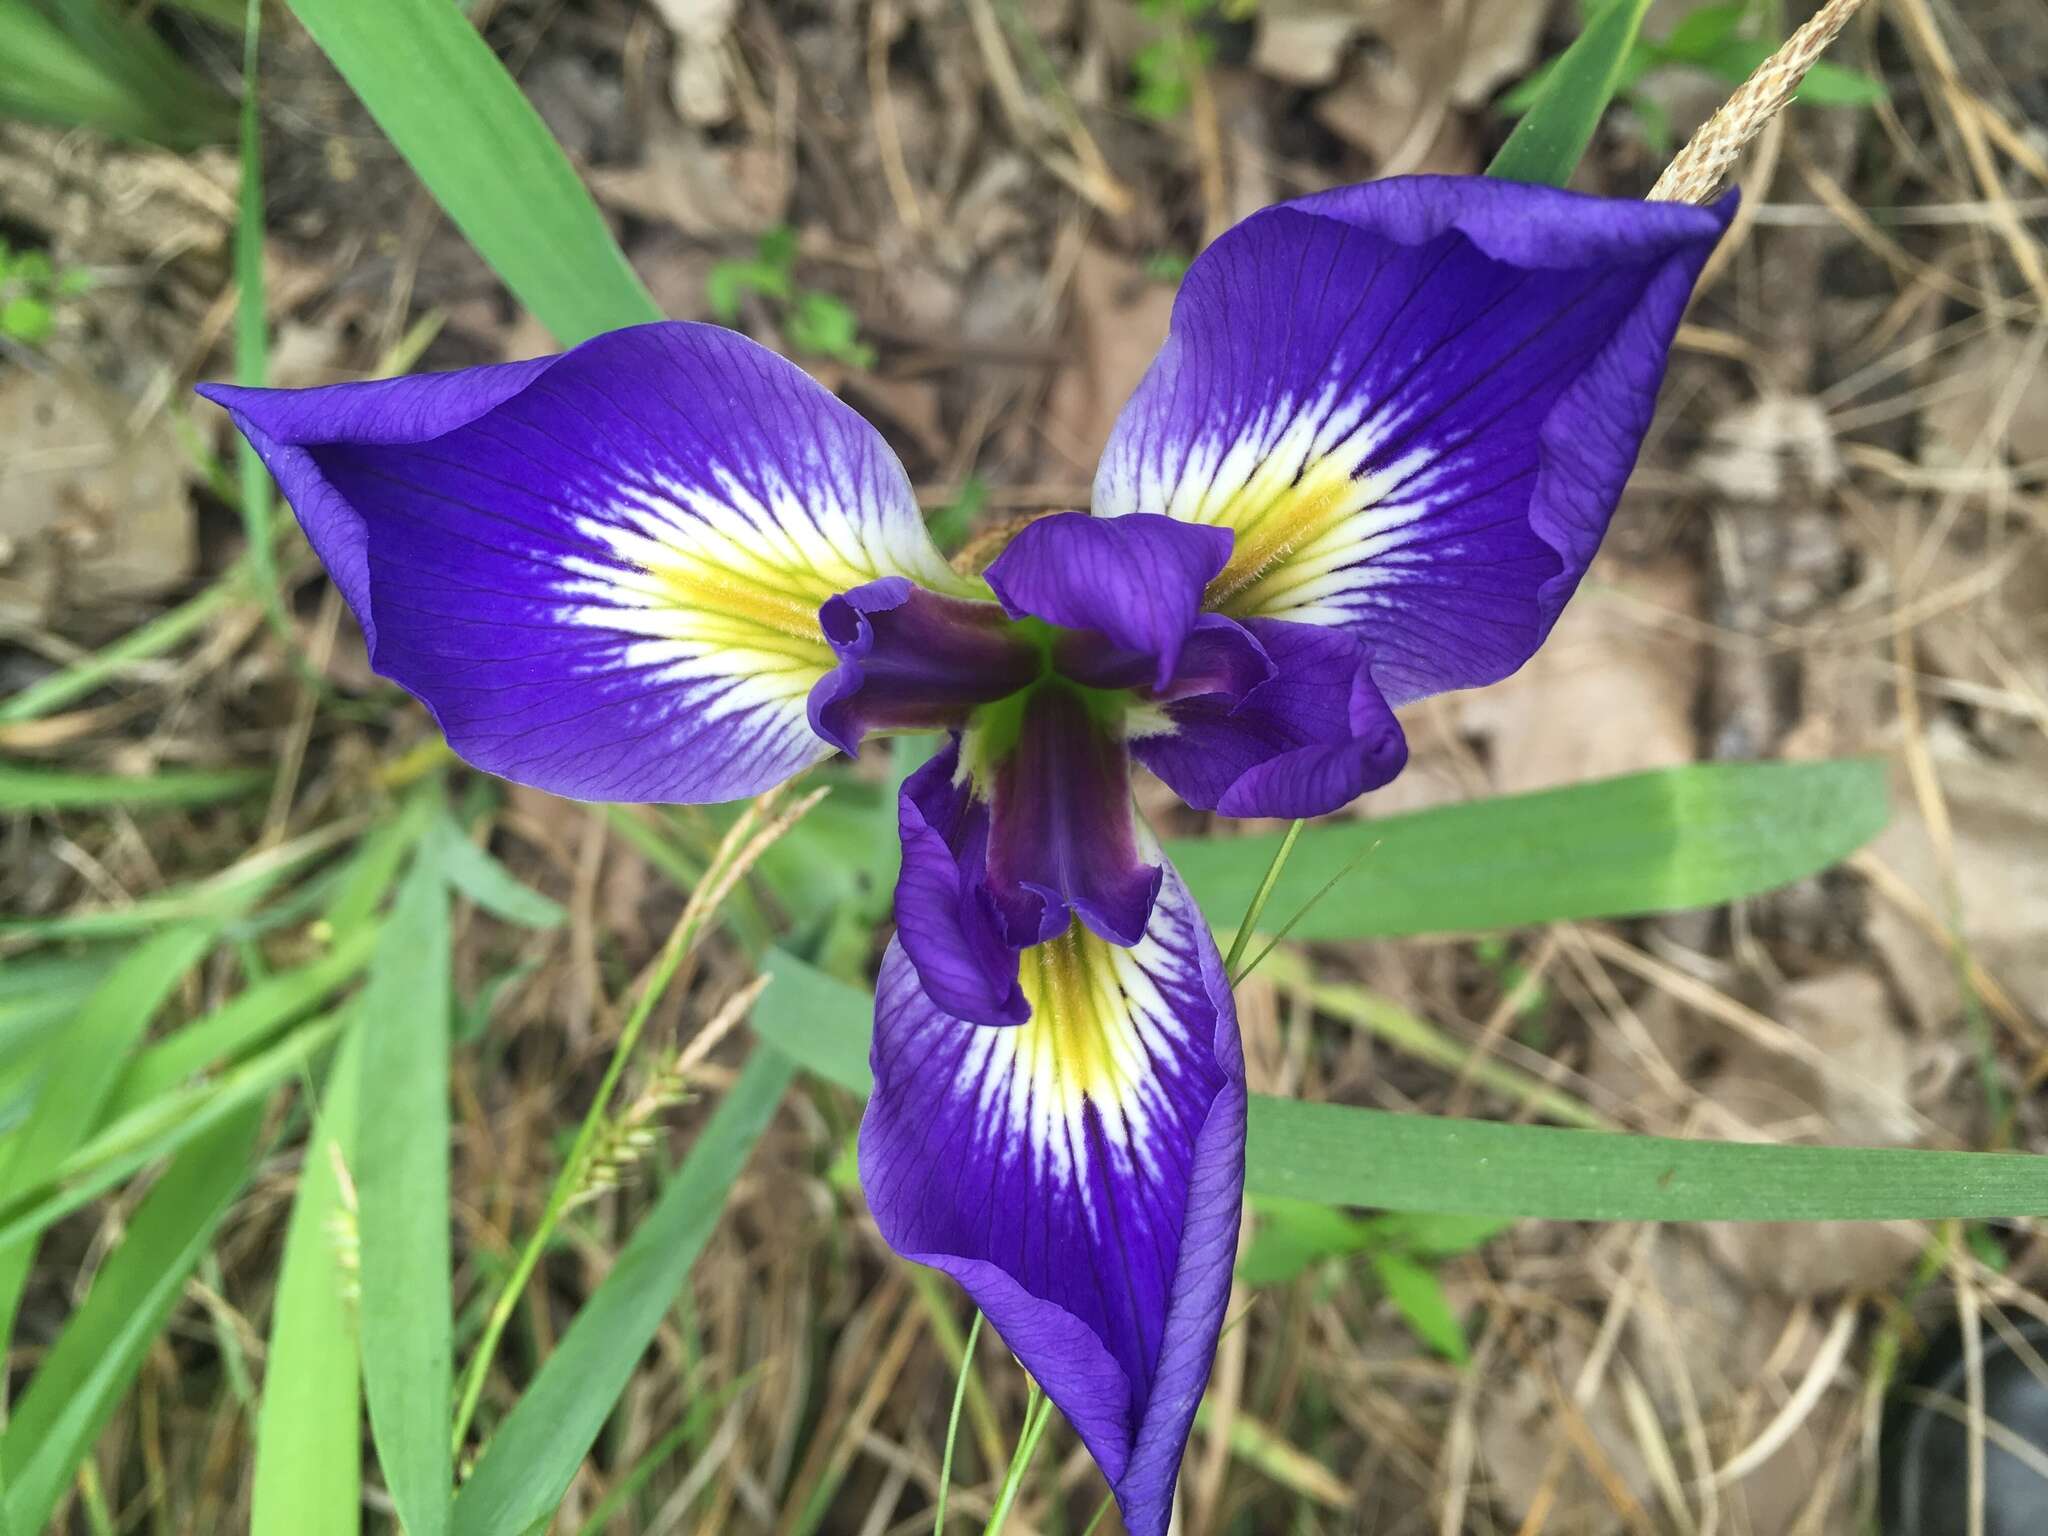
[980,1384,1057,1536]
[0,572,242,724]
[1231,840,1376,986]
[933,1310,984,1534]
[447,843,736,1456]
[1077,1492,1115,1536]
[1222,818,1303,980]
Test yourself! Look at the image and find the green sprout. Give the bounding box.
[0,240,92,345]
[706,227,875,370]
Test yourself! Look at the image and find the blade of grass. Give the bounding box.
[1488,0,1658,185]
[283,0,657,343]
[356,843,454,1536]
[0,1105,263,1534]
[232,0,293,654]
[101,925,378,1123]
[933,1310,985,1534]
[747,949,2048,1221]
[0,923,219,1348]
[449,1046,794,1536]
[1168,758,1888,943]
[0,1012,346,1254]
[252,1022,364,1536]
[0,763,268,812]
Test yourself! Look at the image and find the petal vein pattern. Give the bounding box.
[1094,177,1734,706]
[862,861,1246,1536]
[203,323,966,803]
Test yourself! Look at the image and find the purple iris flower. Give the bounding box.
[202,176,1730,1533]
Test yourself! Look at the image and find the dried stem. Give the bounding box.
[1648,0,1871,205]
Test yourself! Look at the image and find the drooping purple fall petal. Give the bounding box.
[861,860,1246,1536]
[983,512,1233,692]
[809,578,1041,757]
[201,322,966,802]
[1133,618,1408,819]
[1094,176,1734,706]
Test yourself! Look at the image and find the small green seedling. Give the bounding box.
[1502,0,1886,152]
[706,227,875,369]
[1238,1198,1512,1363]
[0,240,91,344]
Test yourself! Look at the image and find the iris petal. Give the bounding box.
[983,512,1232,692]
[201,322,965,803]
[861,860,1245,1536]
[1133,618,1408,819]
[809,579,1040,757]
[1094,176,1734,706]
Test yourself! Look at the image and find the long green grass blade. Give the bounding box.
[0,0,234,147]
[1488,0,1656,185]
[252,1022,364,1536]
[0,1105,262,1534]
[450,1046,794,1536]
[1168,759,1887,943]
[101,926,379,1123]
[0,763,267,812]
[0,924,218,1343]
[283,0,657,343]
[746,951,2048,1222]
[356,847,454,1536]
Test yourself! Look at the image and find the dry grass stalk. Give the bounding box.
[1649,0,1872,205]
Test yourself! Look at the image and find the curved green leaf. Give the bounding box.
[1489,0,1657,185]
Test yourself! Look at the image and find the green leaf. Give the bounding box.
[101,925,379,1124]
[1488,0,1656,184]
[1658,1,1750,60]
[0,924,219,1342]
[1237,1198,1375,1287]
[1697,38,1887,104]
[253,1023,364,1536]
[0,296,51,342]
[1370,1250,1469,1363]
[0,762,267,811]
[0,1106,262,1534]
[1168,758,1888,942]
[355,846,454,1536]
[283,0,657,343]
[434,818,567,929]
[450,1046,794,1536]
[746,949,2048,1222]
[0,0,234,148]
[1368,1211,1515,1258]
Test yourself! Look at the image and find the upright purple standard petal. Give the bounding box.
[1095,177,1734,705]
[891,685,1163,1025]
[1133,618,1408,819]
[986,685,1162,950]
[983,512,1233,691]
[861,862,1246,1536]
[200,322,968,803]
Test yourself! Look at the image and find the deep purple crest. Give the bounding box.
[202,177,1731,1534]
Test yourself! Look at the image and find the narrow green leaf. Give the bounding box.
[1168,759,1888,943]
[356,849,454,1536]
[253,1023,364,1536]
[747,950,2048,1222]
[0,1106,262,1534]
[450,1047,794,1536]
[434,820,566,929]
[283,0,657,343]
[1245,1099,2048,1220]
[0,763,267,811]
[1369,1250,1469,1363]
[0,924,218,1342]
[1488,0,1656,185]
[102,925,378,1123]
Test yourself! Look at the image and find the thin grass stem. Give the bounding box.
[1230,840,1378,987]
[980,1383,1057,1536]
[933,1309,985,1533]
[1221,818,1304,980]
